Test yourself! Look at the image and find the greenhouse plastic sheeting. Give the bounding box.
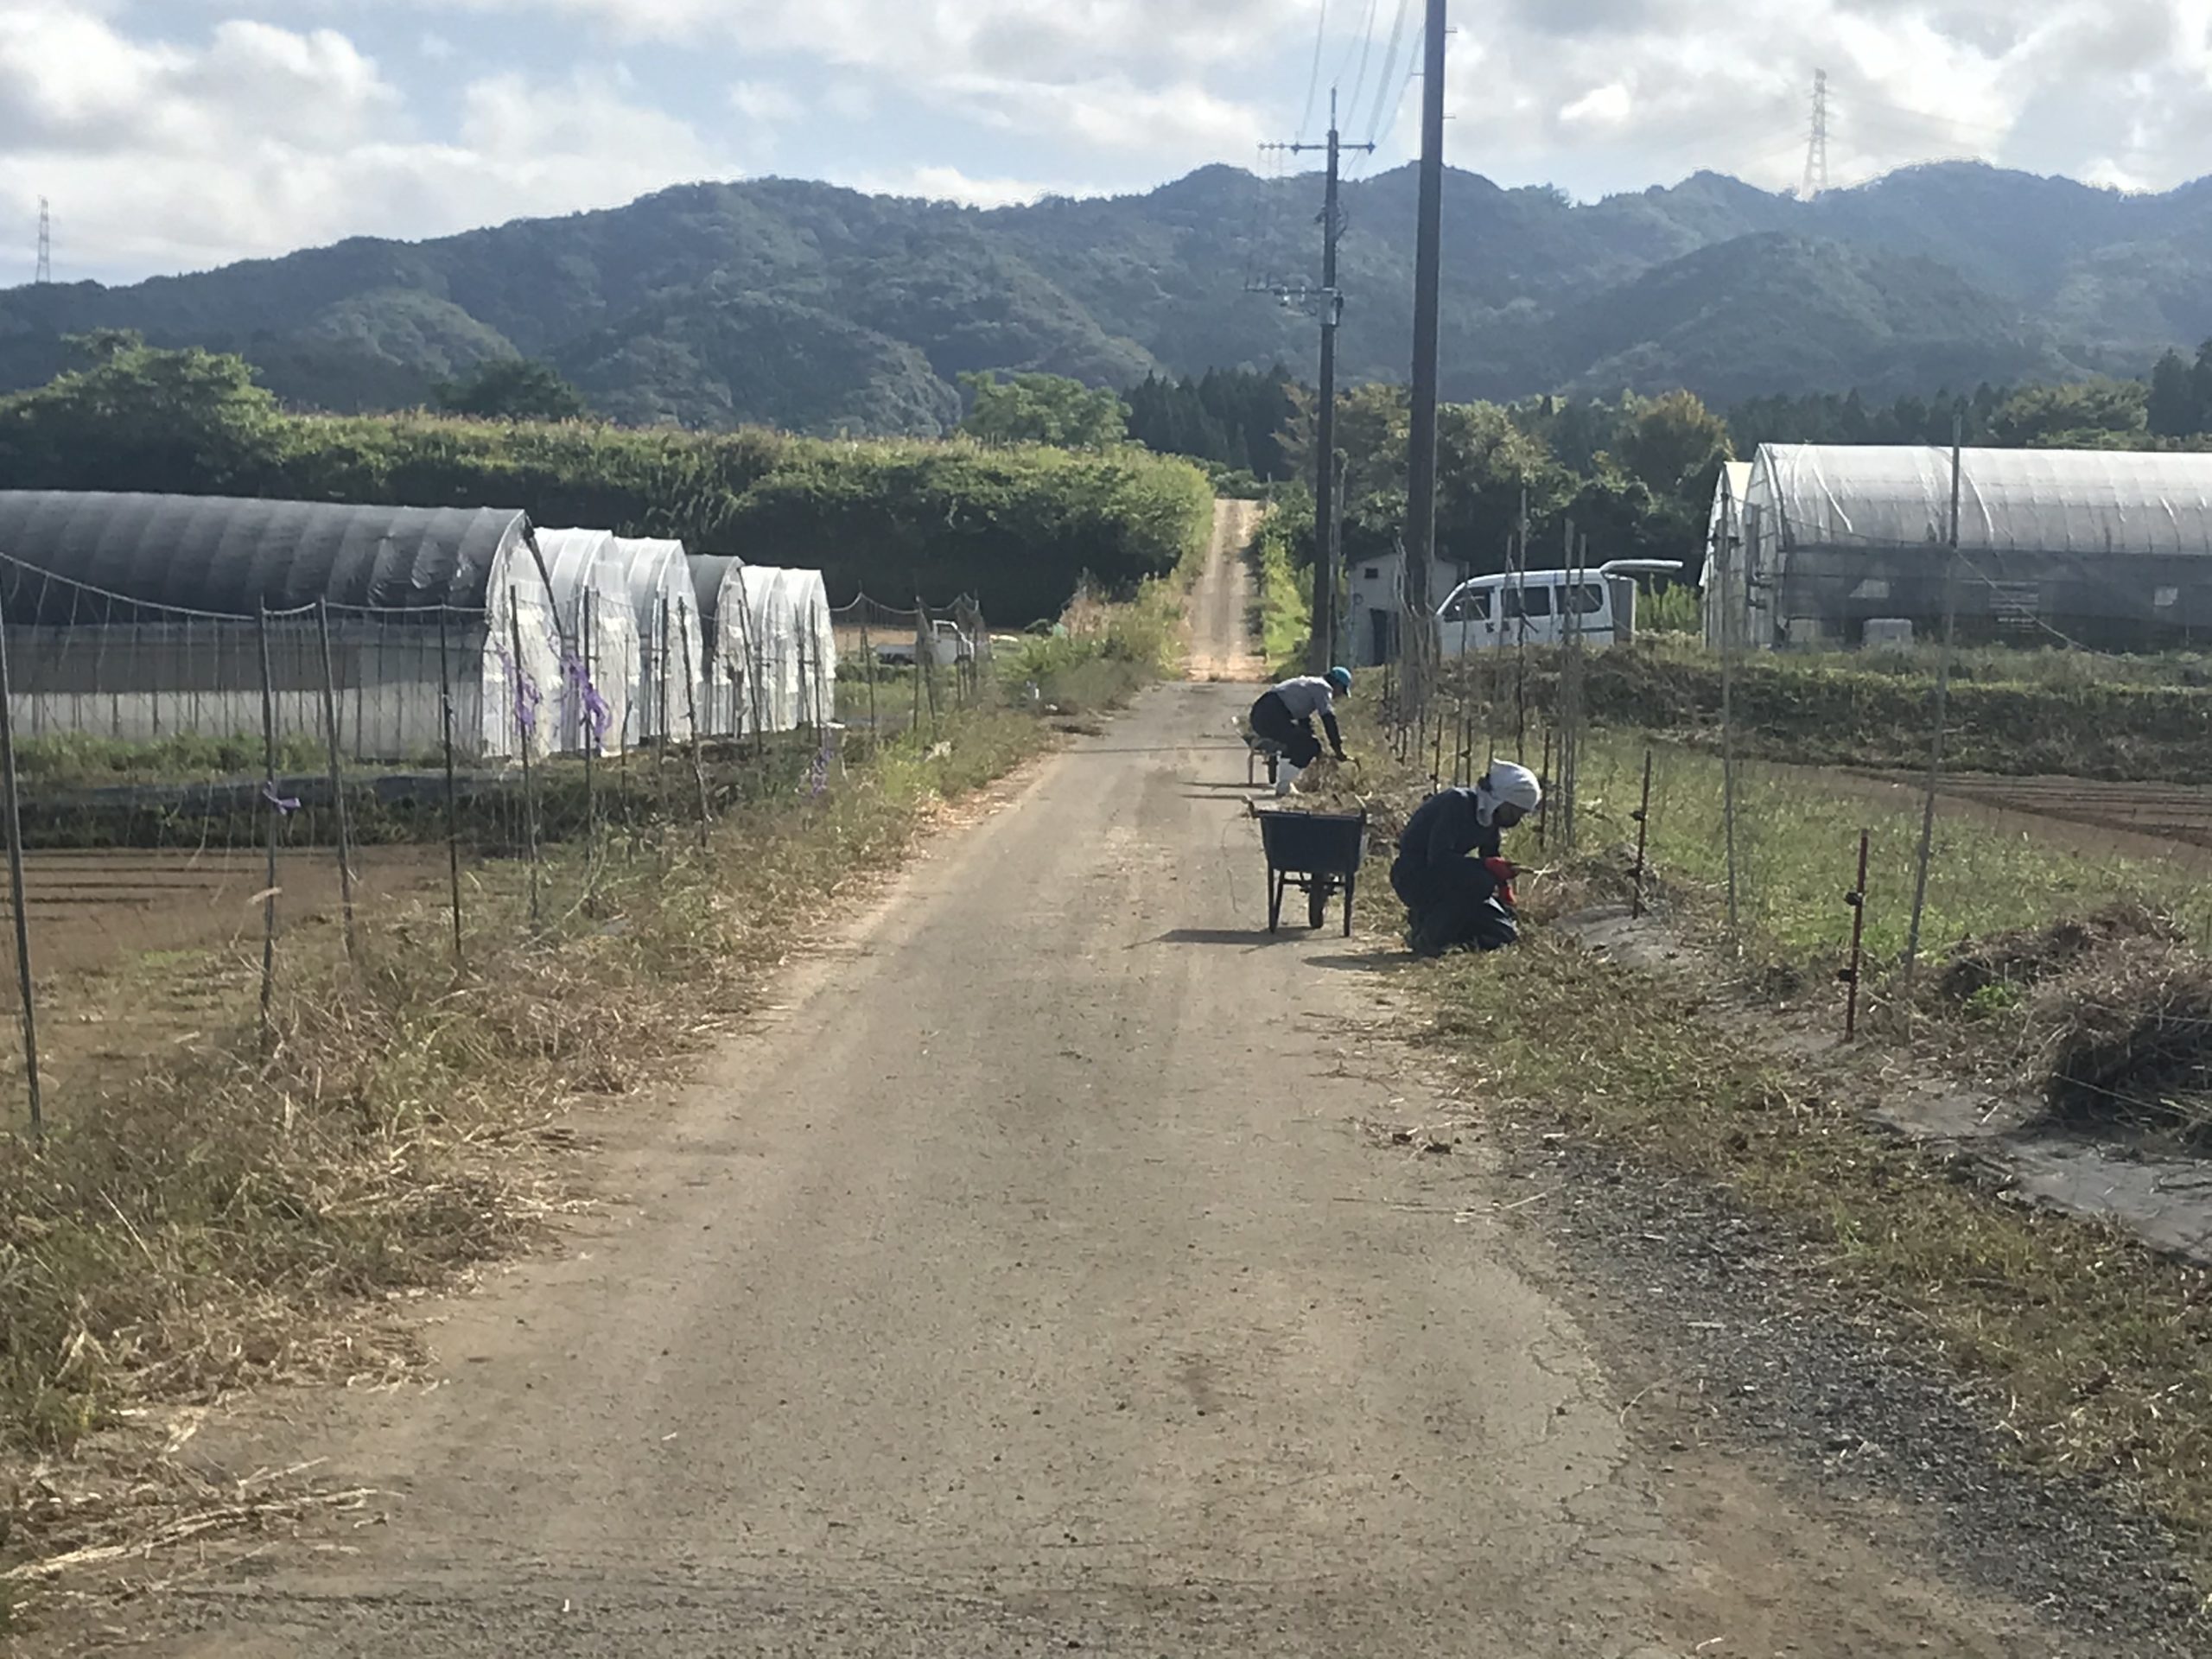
[1749,445,2212,556]
[1719,444,2212,652]
[0,491,540,617]
[739,566,837,734]
[535,528,641,754]
[609,537,705,743]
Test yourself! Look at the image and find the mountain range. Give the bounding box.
[1,160,2206,435]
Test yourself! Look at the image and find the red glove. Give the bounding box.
[1482,856,1518,907]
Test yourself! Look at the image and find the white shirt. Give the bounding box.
[1272,676,1336,720]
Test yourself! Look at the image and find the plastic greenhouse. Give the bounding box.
[693,560,836,735]
[0,491,563,760]
[535,529,639,755]
[1706,445,2212,652]
[607,537,705,746]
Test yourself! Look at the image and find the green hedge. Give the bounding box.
[0,346,1214,624]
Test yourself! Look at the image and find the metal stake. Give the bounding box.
[0,604,43,1139]
[1630,748,1654,919]
[313,601,357,963]
[1844,829,1871,1040]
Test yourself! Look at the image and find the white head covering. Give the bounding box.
[1478,761,1543,816]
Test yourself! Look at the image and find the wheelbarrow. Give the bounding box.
[1242,728,1283,787]
[1255,806,1367,936]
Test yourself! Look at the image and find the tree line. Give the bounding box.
[0,335,1213,626]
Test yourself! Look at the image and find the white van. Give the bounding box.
[1437,560,1681,658]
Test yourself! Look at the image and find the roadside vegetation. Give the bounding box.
[1319,687,2212,1595]
[1484,636,2212,781]
[1250,509,1313,677]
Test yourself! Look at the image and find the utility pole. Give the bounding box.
[1402,0,1448,715]
[1802,70,1830,200]
[34,200,49,286]
[1260,92,1373,671]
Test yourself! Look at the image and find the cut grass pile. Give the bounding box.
[0,705,1052,1580]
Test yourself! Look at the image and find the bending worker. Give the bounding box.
[1249,667,1351,796]
[1391,761,1544,956]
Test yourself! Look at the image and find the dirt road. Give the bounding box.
[114,587,2084,1655]
[1186,499,1266,682]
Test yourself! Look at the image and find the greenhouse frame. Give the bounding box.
[0,491,563,760]
[1704,445,2212,652]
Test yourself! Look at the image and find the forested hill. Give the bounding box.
[3,160,2207,435]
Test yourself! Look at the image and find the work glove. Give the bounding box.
[1482,856,1519,907]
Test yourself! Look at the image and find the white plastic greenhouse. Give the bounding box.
[0,492,563,760]
[612,537,706,746]
[693,561,836,735]
[1705,444,2212,652]
[535,529,640,755]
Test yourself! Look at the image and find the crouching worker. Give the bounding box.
[1390,761,1543,957]
[1249,667,1351,797]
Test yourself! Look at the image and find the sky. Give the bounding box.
[6,0,2210,286]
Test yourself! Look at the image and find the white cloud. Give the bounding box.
[1439,0,2212,198]
[730,79,805,125]
[0,8,742,276]
[853,165,1084,208]
[17,0,2212,281]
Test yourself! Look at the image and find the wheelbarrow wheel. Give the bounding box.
[1307,877,1332,931]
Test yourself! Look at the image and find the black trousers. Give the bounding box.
[1391,855,1515,953]
[1249,690,1321,768]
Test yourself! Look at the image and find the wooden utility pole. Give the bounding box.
[1261,91,1371,671]
[1402,0,1448,714]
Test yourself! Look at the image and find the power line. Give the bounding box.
[1296,0,1332,143]
[1343,0,1383,135]
[1354,0,1416,161]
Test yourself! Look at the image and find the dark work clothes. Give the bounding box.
[1392,788,1514,954]
[1396,786,1502,869]
[1249,688,1342,769]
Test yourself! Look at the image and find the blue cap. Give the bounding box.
[1326,665,1353,694]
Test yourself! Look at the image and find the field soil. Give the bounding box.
[55,577,2145,1656]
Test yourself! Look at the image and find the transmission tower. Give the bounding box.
[1802,71,1830,199]
[34,199,49,284]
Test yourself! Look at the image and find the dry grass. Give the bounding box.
[1330,704,2212,1582]
[2031,941,2212,1139]
[1424,931,2212,1583]
[0,707,1052,1599]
